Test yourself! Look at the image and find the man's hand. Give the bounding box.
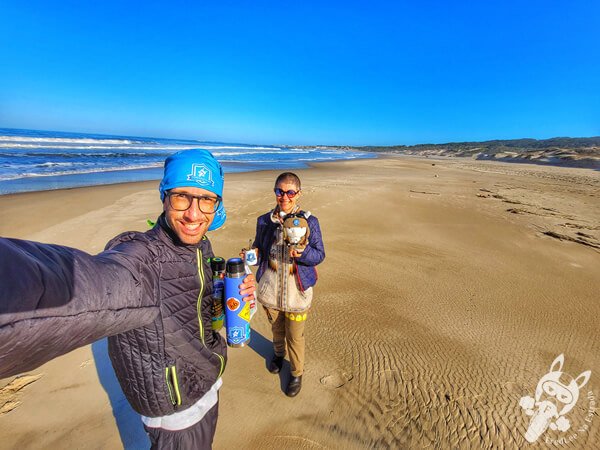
[239,273,256,301]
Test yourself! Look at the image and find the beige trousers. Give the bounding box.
[264,307,308,377]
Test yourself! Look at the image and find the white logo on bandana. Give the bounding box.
[187,163,214,186]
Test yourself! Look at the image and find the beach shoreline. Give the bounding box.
[1,156,599,448]
[0,127,377,195]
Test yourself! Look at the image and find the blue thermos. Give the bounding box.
[224,258,251,347]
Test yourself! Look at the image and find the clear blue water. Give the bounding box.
[0,128,376,194]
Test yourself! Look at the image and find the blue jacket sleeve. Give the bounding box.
[251,218,263,263]
[297,215,325,267]
[0,237,160,378]
[252,213,271,266]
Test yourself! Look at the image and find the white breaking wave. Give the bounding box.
[0,135,140,145]
[0,143,295,152]
[0,162,164,181]
[0,143,200,150]
[37,162,75,167]
[210,149,312,157]
[202,145,284,151]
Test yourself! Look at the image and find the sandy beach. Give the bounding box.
[1,156,599,449]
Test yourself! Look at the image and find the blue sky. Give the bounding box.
[1,0,599,145]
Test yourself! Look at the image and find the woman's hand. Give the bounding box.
[289,247,304,259]
[239,273,256,301]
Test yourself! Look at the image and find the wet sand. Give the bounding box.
[1,156,599,448]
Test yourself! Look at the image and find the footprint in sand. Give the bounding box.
[320,372,353,389]
[0,374,44,415]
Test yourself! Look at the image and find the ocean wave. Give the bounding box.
[222,159,282,163]
[223,154,366,163]
[0,151,169,158]
[210,149,312,157]
[0,143,200,150]
[201,145,282,151]
[36,162,75,168]
[0,162,164,181]
[0,135,145,145]
[0,148,314,157]
[0,141,284,152]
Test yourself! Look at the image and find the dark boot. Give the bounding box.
[268,355,284,374]
[286,375,302,397]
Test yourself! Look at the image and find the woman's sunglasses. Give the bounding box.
[274,188,299,198]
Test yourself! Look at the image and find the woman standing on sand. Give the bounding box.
[250,172,325,397]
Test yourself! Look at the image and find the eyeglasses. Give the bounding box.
[274,188,300,198]
[167,191,222,214]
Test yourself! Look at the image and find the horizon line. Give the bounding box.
[1,126,599,148]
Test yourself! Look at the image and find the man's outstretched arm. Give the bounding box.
[0,237,160,378]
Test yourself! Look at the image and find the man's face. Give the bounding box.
[164,187,217,245]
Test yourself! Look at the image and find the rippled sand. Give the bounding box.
[1,156,598,449]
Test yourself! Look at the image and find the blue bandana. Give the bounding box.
[159,149,226,231]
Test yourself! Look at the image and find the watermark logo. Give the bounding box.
[187,163,214,186]
[519,354,592,443]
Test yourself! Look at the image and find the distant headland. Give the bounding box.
[289,137,600,169]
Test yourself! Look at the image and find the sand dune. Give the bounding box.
[0,156,598,449]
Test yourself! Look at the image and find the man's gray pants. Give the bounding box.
[143,402,219,450]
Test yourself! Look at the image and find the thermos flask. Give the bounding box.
[210,257,226,331]
[224,257,251,347]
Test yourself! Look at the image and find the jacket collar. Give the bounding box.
[270,206,300,224]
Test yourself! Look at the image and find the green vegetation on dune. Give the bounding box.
[286,137,600,168]
[357,136,600,156]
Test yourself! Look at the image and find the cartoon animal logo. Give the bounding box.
[519,354,591,443]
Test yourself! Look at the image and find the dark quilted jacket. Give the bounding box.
[0,215,227,417]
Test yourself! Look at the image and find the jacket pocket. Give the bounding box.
[286,281,313,312]
[165,364,182,408]
[257,269,278,308]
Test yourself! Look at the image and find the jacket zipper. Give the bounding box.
[165,365,182,407]
[196,247,225,378]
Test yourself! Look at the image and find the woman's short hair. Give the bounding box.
[275,172,301,190]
